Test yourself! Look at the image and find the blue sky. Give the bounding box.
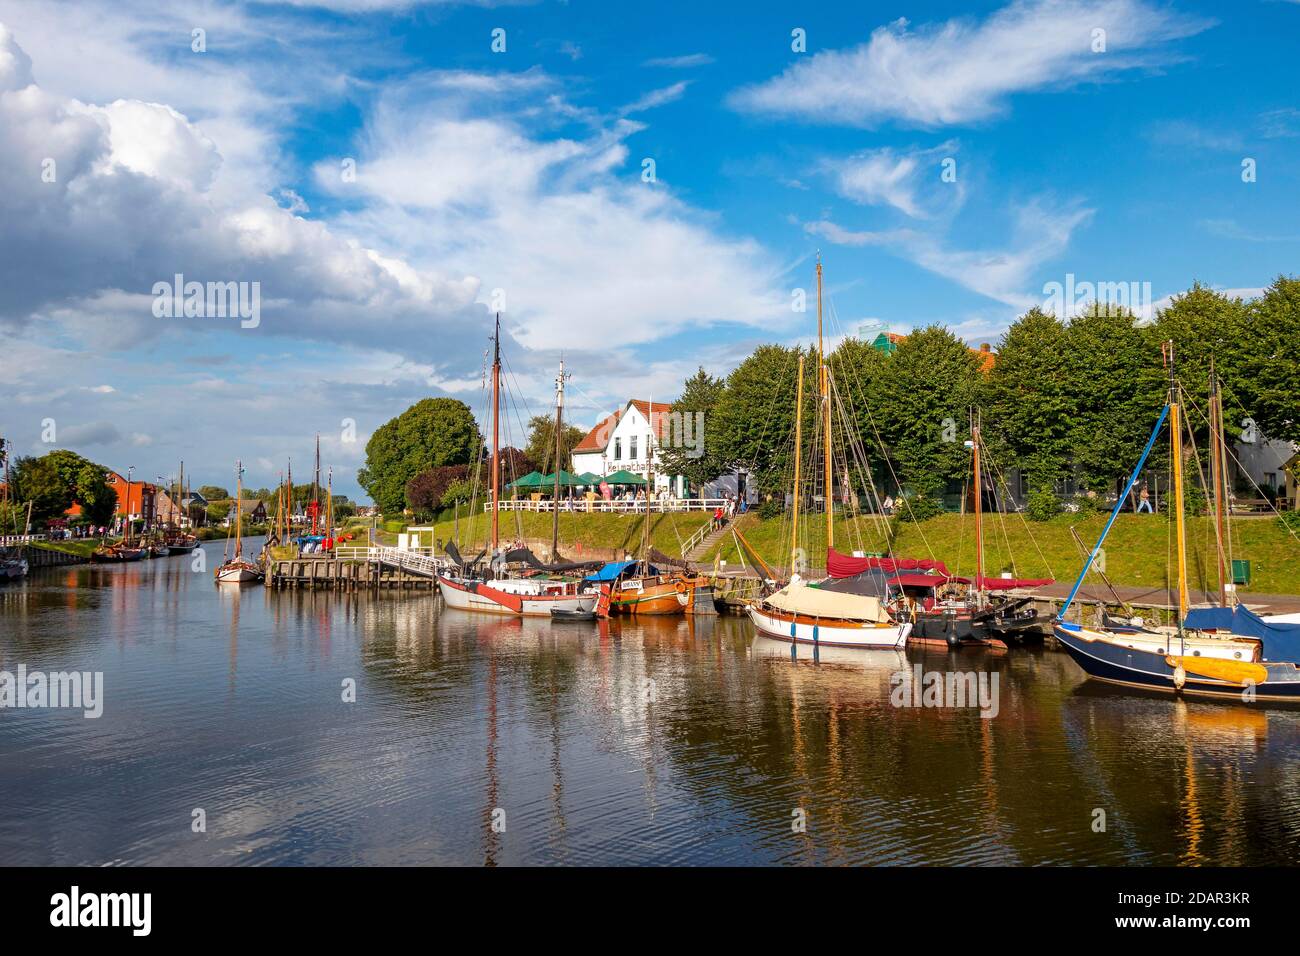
[0,0,1297,500]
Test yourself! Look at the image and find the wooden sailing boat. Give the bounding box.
[93,466,146,562]
[436,314,596,616]
[165,459,199,554]
[607,395,704,615]
[214,460,263,585]
[1054,343,1300,702]
[748,256,911,649]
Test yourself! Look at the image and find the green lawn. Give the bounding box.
[703,511,1300,596]
[33,539,103,559]
[419,510,712,559]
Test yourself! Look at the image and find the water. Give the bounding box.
[2,538,1299,866]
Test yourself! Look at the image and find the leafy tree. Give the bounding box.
[1238,276,1300,443]
[490,447,535,485]
[657,367,729,493]
[983,308,1071,487]
[442,477,475,508]
[405,464,470,518]
[828,336,890,496]
[206,501,231,522]
[523,416,584,473]
[868,325,985,498]
[9,450,114,525]
[10,455,68,523]
[198,485,230,501]
[711,344,810,495]
[357,398,481,513]
[1062,305,1164,493]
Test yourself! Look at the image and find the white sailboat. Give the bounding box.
[215,460,264,585]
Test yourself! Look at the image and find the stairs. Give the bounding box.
[684,519,731,564]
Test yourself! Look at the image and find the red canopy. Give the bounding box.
[826,548,950,579]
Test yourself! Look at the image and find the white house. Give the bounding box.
[571,399,689,497]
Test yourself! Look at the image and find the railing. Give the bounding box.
[333,545,449,578]
[681,522,713,559]
[487,498,734,514]
[0,534,45,545]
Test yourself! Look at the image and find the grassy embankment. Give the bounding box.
[701,512,1300,596]
[416,510,712,559]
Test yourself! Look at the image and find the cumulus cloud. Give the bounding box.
[822,141,960,218]
[730,0,1211,127]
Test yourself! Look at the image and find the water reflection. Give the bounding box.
[1,548,1299,866]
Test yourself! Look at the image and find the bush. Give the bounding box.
[757,498,783,520]
[895,494,942,523]
[1025,487,1061,522]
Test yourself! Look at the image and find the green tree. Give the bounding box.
[10,455,69,523]
[198,485,230,501]
[658,367,729,493]
[983,308,1072,486]
[829,335,890,496]
[1238,276,1300,443]
[869,325,985,498]
[711,344,810,495]
[206,501,231,523]
[523,415,584,473]
[10,450,114,525]
[1062,304,1164,493]
[357,398,482,513]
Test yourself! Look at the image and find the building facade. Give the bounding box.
[571,399,688,497]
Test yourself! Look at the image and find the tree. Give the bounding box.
[357,398,482,513]
[490,447,535,485]
[983,308,1072,487]
[1238,276,1300,443]
[657,367,729,493]
[523,416,584,473]
[711,344,809,495]
[829,336,890,495]
[405,464,470,518]
[9,450,115,525]
[868,325,985,498]
[198,485,230,501]
[1062,304,1164,493]
[206,501,231,523]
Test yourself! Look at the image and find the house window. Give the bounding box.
[630,435,638,460]
[613,438,621,461]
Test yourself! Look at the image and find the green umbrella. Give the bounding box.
[540,469,585,488]
[578,472,603,485]
[507,470,545,489]
[603,469,647,486]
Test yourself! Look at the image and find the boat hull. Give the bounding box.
[437,576,597,617]
[91,547,145,563]
[1054,623,1300,702]
[609,576,698,615]
[215,563,264,584]
[748,604,910,649]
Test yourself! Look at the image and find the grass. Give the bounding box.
[421,510,712,559]
[703,511,1300,596]
[33,539,102,559]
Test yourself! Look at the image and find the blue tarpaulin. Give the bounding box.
[583,561,636,582]
[1184,605,1300,661]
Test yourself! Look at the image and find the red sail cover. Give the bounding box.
[826,549,951,578]
[825,549,1052,589]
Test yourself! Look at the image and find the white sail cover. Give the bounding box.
[764,580,890,623]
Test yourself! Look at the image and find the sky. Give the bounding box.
[0,0,1297,501]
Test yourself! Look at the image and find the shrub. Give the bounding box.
[1025,487,1061,522]
[895,494,942,523]
[757,498,783,520]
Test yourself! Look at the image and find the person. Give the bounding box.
[713,505,724,531]
[882,494,895,516]
[1137,483,1153,513]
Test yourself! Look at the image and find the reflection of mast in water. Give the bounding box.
[483,652,500,867]
[1171,701,1206,866]
[228,589,240,697]
[549,656,567,855]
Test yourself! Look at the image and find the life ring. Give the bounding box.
[675,580,689,594]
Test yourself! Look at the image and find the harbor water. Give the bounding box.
[1,539,1298,866]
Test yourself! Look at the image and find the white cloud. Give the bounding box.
[621,81,689,115]
[807,197,1094,308]
[730,0,1211,127]
[642,53,714,69]
[823,141,959,218]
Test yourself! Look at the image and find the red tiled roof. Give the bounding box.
[631,400,676,439]
[574,409,621,453]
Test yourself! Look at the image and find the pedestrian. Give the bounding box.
[1137,483,1153,513]
[882,494,895,516]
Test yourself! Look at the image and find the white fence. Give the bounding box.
[0,534,45,545]
[487,498,734,515]
[333,545,449,578]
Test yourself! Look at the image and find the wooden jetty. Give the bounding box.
[268,546,444,591]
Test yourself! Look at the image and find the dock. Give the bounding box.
[268,546,446,591]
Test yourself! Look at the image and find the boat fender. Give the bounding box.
[1173,663,1186,690]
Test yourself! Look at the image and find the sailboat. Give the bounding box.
[93,469,145,562]
[1054,343,1300,702]
[214,460,264,585]
[885,412,1051,647]
[748,256,912,649]
[165,459,198,554]
[436,315,597,617]
[606,398,704,616]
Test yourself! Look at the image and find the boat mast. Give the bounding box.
[550,357,566,561]
[972,411,984,605]
[491,312,501,556]
[1167,343,1189,620]
[312,434,321,535]
[818,254,833,550]
[234,460,244,560]
[790,353,805,578]
[642,397,655,567]
[1208,360,1229,606]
